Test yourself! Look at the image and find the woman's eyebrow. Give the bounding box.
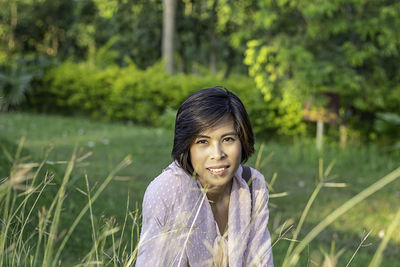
[221,132,238,137]
[195,135,210,139]
[195,132,237,139]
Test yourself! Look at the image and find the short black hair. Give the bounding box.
[171,87,255,175]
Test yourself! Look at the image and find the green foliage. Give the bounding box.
[245,0,400,139]
[3,0,399,141]
[92,36,119,67]
[28,60,305,138]
[0,61,33,110]
[0,0,80,58]
[157,107,178,129]
[104,63,174,124]
[0,56,51,111]
[0,0,251,74]
[374,113,400,134]
[174,0,261,76]
[374,112,400,149]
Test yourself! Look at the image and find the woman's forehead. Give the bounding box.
[197,115,236,136]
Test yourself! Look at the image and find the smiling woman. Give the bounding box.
[136,88,274,267]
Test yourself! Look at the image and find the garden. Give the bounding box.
[1,0,400,266]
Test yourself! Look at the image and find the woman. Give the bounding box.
[136,88,273,266]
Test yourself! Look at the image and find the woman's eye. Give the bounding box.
[223,137,235,142]
[196,139,208,144]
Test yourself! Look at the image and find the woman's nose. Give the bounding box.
[210,143,226,159]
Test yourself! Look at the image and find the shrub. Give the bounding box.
[0,56,51,111]
[27,61,306,138]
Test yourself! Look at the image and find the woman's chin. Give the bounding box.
[201,175,233,189]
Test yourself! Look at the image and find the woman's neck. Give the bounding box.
[203,179,233,203]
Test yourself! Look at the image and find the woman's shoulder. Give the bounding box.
[243,165,268,192]
[242,165,265,182]
[143,162,190,202]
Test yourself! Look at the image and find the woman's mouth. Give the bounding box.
[207,166,229,176]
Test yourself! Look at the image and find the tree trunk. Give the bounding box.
[223,46,234,79]
[162,0,177,75]
[209,29,217,75]
[8,1,18,53]
[209,0,218,75]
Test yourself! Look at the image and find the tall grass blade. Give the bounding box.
[13,147,52,263]
[346,229,372,267]
[286,167,400,266]
[15,136,26,162]
[52,155,132,266]
[282,183,323,265]
[124,206,140,266]
[282,159,327,265]
[255,142,264,169]
[0,137,28,265]
[369,207,400,267]
[84,173,99,266]
[43,147,77,267]
[117,192,130,260]
[177,190,207,266]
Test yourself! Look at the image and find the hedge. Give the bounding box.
[27,61,305,138]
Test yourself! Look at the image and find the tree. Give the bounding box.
[162,0,177,75]
[244,0,400,137]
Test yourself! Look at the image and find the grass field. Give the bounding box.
[1,112,399,266]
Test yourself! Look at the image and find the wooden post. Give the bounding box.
[340,124,347,148]
[316,120,324,151]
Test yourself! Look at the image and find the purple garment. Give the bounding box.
[136,162,274,267]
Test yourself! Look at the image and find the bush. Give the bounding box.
[27,60,305,138]
[0,56,52,111]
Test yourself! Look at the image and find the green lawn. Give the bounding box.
[1,112,399,266]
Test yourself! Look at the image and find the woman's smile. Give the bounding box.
[207,165,229,176]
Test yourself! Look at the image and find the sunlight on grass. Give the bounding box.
[1,112,399,266]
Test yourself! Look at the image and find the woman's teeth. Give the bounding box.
[209,167,225,173]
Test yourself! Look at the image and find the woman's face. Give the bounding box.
[189,115,242,189]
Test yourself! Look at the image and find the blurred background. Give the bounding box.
[0,0,399,266]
